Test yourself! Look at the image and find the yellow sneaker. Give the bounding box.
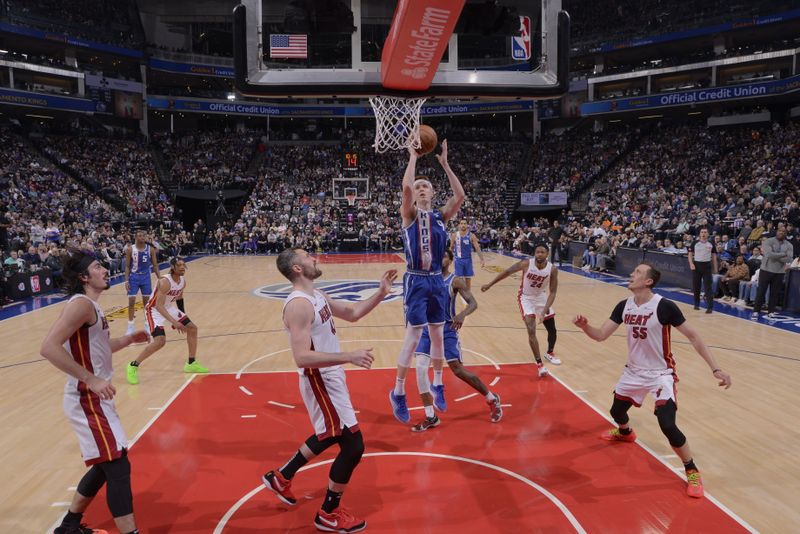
[686,469,704,498]
[183,361,209,373]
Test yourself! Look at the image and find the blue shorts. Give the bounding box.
[454,258,474,277]
[415,323,462,362]
[403,272,448,326]
[128,273,152,297]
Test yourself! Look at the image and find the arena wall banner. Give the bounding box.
[0,88,99,113]
[520,191,568,206]
[643,251,692,290]
[567,241,588,263]
[613,247,645,278]
[147,58,235,78]
[0,22,143,58]
[589,8,800,53]
[581,74,800,116]
[147,96,535,118]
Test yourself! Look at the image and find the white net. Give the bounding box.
[369,95,427,153]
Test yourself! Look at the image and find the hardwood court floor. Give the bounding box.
[1,253,797,533]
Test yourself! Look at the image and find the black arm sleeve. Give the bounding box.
[657,299,686,327]
[609,300,627,324]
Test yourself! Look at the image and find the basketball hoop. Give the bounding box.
[345,193,357,207]
[369,95,427,153]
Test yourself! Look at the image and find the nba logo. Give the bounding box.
[31,275,41,293]
[512,16,531,61]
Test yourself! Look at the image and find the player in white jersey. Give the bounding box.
[261,247,397,533]
[482,243,561,377]
[573,263,732,499]
[41,251,148,534]
[126,257,208,385]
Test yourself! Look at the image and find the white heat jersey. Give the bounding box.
[63,294,112,385]
[284,289,340,372]
[520,260,552,301]
[617,294,678,374]
[62,294,128,464]
[150,275,185,306]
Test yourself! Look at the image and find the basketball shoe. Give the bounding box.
[262,470,296,505]
[411,415,440,432]
[389,390,410,423]
[314,507,366,533]
[686,469,704,498]
[54,524,108,534]
[537,363,549,377]
[184,361,209,373]
[430,384,447,412]
[544,351,562,365]
[599,427,637,442]
[488,393,503,423]
[126,362,139,385]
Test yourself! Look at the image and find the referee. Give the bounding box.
[688,228,717,313]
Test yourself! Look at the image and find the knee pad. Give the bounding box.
[655,401,686,448]
[415,354,431,395]
[610,397,632,425]
[397,325,424,368]
[99,455,133,518]
[329,429,364,485]
[304,434,338,456]
[77,465,106,498]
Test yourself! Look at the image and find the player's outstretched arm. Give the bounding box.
[325,269,398,323]
[41,298,116,400]
[481,259,528,292]
[451,277,478,331]
[438,140,466,222]
[675,322,732,389]
[109,331,148,352]
[573,315,620,342]
[284,299,374,369]
[401,147,418,225]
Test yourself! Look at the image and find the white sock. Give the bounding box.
[393,377,405,396]
[433,370,443,386]
[485,392,496,402]
[424,405,435,418]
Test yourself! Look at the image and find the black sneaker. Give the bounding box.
[411,415,441,432]
[54,524,104,534]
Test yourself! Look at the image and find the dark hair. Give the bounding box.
[444,248,454,261]
[534,243,549,252]
[169,256,185,273]
[642,263,661,288]
[276,247,303,281]
[62,250,97,295]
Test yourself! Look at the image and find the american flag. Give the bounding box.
[269,34,308,58]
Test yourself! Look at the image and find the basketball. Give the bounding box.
[416,124,438,155]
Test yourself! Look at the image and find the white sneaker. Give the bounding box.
[750,312,759,319]
[125,324,135,335]
[544,352,562,365]
[537,363,549,377]
[767,312,777,320]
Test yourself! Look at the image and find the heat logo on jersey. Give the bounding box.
[526,272,547,288]
[623,313,654,325]
[254,280,404,303]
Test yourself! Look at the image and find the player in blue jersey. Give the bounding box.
[124,230,160,335]
[450,219,486,291]
[390,140,465,424]
[411,249,503,431]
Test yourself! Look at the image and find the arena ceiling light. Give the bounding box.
[25,113,54,119]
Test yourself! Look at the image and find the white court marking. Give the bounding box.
[240,415,257,419]
[212,452,588,534]
[239,386,253,396]
[267,400,295,409]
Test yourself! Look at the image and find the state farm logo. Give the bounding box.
[401,7,453,80]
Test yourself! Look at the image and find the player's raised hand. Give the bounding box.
[407,144,418,160]
[379,269,398,294]
[436,139,448,166]
[350,348,375,369]
[713,369,732,389]
[88,376,116,400]
[572,315,589,329]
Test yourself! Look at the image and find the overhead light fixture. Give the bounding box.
[688,111,702,115]
[227,93,236,100]
[609,119,621,123]
[639,114,663,119]
[26,113,54,119]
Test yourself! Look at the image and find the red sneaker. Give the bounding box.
[686,469,704,498]
[599,427,637,442]
[488,393,503,423]
[262,470,297,505]
[314,507,367,533]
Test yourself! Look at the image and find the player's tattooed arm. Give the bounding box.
[451,277,477,331]
[481,259,528,292]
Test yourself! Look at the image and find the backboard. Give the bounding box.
[233,0,569,99]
